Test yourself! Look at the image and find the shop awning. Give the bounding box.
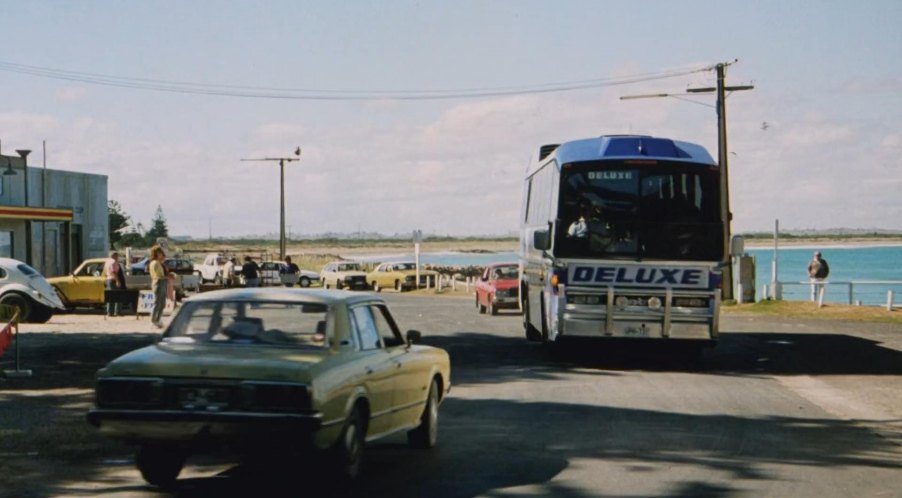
[0,206,73,221]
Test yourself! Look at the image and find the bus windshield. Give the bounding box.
[555,162,723,261]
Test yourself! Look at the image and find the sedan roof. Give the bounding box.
[184,287,382,307]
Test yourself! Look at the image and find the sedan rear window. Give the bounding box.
[164,300,329,348]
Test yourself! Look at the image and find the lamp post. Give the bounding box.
[240,147,302,261]
[16,149,32,266]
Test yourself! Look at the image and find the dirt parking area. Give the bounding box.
[1,313,164,497]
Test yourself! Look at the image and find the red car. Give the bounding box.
[475,263,520,315]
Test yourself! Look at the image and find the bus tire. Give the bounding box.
[523,292,542,342]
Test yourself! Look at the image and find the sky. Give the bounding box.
[1,0,900,238]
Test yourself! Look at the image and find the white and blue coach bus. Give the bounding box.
[520,135,724,347]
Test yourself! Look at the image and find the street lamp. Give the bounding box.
[17,149,32,266]
[240,147,302,261]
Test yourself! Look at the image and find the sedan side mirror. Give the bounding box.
[406,329,422,346]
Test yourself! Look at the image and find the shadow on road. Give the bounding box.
[3,325,902,497]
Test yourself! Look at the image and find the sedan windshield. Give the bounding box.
[163,300,329,348]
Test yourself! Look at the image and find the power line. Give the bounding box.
[0,60,714,101]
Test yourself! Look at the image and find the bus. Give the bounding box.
[520,135,724,348]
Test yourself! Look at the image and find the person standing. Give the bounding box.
[241,256,260,287]
[149,246,174,328]
[807,251,830,301]
[280,256,300,287]
[222,257,236,288]
[103,251,124,317]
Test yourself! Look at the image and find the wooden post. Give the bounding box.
[887,290,894,312]
[817,286,826,308]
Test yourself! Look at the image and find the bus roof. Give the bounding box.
[533,135,717,173]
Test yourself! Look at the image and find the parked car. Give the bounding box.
[0,258,65,323]
[130,257,195,276]
[475,263,520,315]
[48,258,195,309]
[366,262,438,292]
[258,261,319,287]
[320,261,369,290]
[86,288,450,486]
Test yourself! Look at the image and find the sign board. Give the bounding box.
[137,290,176,315]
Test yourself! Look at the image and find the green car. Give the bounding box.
[86,288,451,487]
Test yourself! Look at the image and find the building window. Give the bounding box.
[0,231,12,258]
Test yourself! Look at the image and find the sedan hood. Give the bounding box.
[98,342,330,383]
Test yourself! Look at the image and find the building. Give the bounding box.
[0,152,108,277]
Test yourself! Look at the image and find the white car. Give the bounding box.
[0,258,66,323]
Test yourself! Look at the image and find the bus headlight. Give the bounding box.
[647,296,663,310]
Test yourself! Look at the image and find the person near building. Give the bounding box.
[241,256,260,287]
[280,256,300,287]
[103,251,125,317]
[149,246,174,328]
[222,257,236,288]
[807,251,830,301]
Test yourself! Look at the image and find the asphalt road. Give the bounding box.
[3,294,901,497]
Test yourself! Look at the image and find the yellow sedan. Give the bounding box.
[366,262,438,292]
[86,288,450,486]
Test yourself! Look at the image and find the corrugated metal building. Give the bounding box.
[0,153,108,277]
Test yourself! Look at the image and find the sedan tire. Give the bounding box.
[373,281,381,292]
[395,280,403,292]
[299,276,311,288]
[408,378,439,449]
[136,445,185,488]
[332,406,365,481]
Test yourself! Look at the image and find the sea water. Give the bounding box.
[746,245,902,305]
[348,245,902,306]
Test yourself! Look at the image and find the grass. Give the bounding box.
[723,299,902,324]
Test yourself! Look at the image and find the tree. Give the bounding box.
[144,205,169,245]
[108,200,131,249]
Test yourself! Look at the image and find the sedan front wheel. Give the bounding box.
[332,406,365,481]
[408,378,439,449]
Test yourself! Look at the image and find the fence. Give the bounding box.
[763,280,902,310]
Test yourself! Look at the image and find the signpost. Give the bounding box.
[413,229,423,289]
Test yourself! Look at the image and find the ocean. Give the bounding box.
[349,244,902,306]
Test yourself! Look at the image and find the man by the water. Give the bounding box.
[808,251,830,301]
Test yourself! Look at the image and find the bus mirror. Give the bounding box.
[533,230,551,251]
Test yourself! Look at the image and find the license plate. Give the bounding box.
[178,387,230,411]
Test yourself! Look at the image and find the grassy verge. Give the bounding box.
[723,299,902,324]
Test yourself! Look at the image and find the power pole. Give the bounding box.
[240,147,302,260]
[621,60,753,300]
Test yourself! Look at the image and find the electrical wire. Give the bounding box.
[0,60,715,101]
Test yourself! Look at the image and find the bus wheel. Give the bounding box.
[523,296,542,342]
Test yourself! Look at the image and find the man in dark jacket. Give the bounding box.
[241,256,260,287]
[808,251,830,301]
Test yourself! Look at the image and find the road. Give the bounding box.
[3,294,901,497]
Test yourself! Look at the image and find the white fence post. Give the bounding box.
[762,284,769,301]
[737,283,744,304]
[817,286,826,308]
[887,290,894,311]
